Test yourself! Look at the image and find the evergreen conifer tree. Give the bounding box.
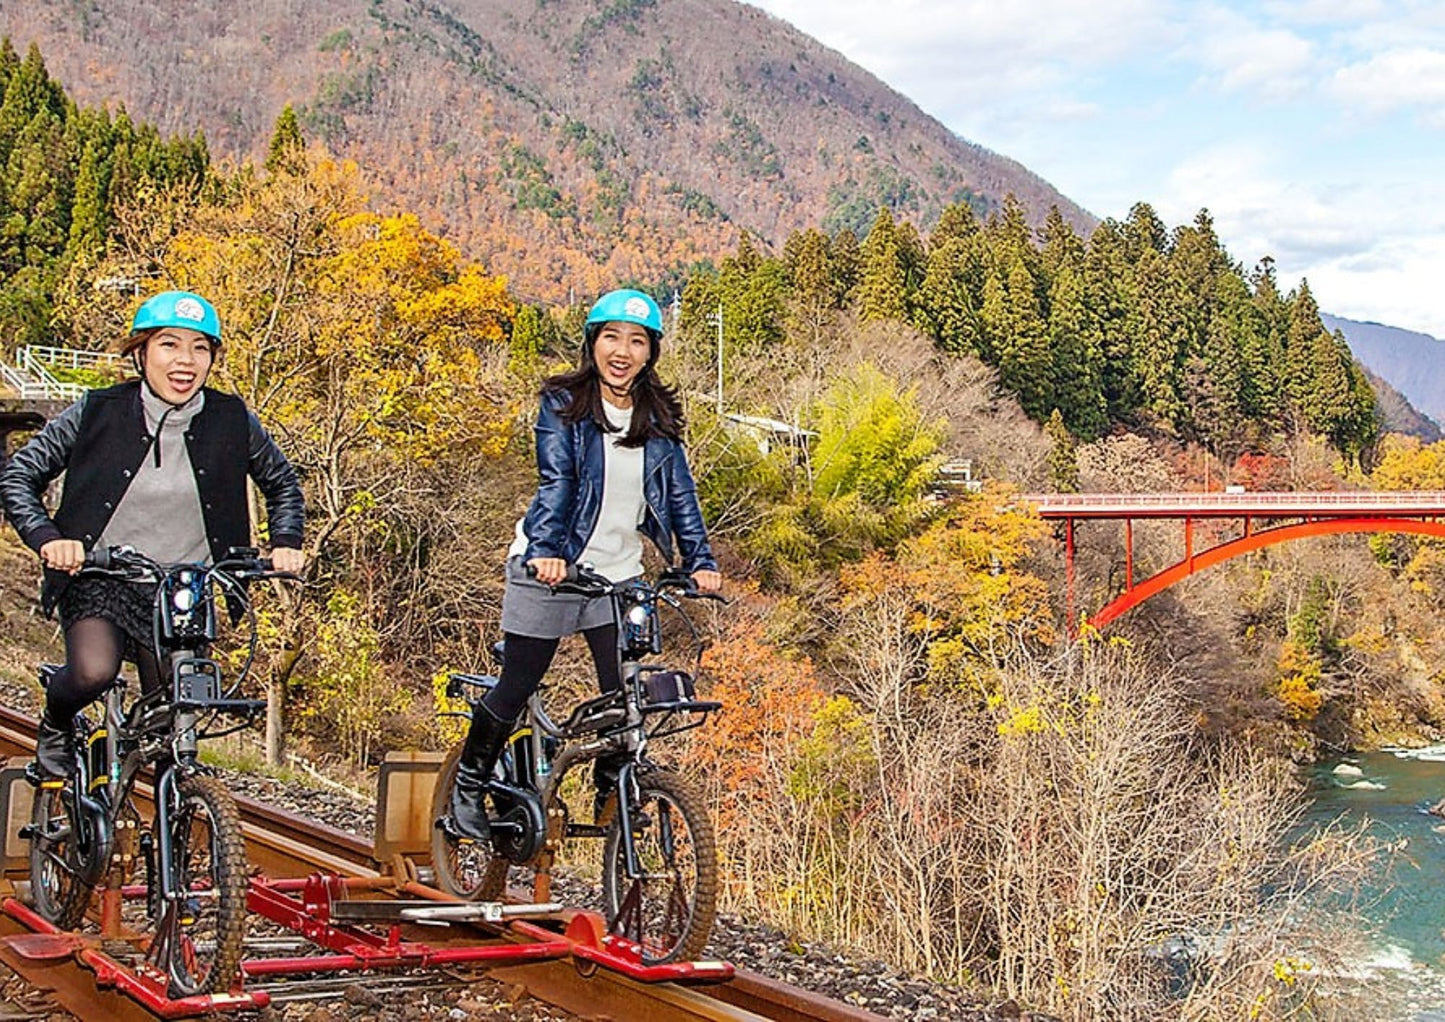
[857,208,906,322]
[266,104,306,174]
[1045,408,1080,492]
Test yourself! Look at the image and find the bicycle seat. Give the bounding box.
[446,673,499,701]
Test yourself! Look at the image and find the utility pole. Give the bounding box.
[707,303,723,415]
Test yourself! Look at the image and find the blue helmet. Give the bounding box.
[583,289,663,371]
[584,289,663,340]
[128,291,221,348]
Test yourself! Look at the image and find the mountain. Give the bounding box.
[1323,314,1445,428]
[0,0,1094,300]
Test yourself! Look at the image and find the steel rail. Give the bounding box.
[0,705,884,1022]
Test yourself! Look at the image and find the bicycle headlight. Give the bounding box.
[173,572,197,613]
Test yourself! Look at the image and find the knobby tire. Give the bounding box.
[26,777,91,930]
[156,774,248,997]
[430,744,508,900]
[601,767,717,964]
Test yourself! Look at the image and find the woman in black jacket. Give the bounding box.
[0,290,305,777]
[444,288,720,841]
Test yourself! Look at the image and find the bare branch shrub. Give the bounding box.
[698,590,1391,1019]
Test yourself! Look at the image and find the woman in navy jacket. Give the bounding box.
[445,289,720,841]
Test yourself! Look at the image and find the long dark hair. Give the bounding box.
[544,330,684,446]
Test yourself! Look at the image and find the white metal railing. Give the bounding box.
[15,348,83,400]
[0,344,122,401]
[0,361,51,399]
[20,345,121,371]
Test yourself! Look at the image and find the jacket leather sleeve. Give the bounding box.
[246,412,305,549]
[666,444,718,574]
[524,393,577,560]
[0,397,84,552]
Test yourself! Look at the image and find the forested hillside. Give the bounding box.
[678,201,1380,480]
[0,0,1090,306]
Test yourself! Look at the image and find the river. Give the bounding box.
[1310,748,1445,1019]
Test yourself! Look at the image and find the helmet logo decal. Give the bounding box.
[174,297,206,323]
[624,297,651,320]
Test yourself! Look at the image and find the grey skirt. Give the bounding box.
[499,556,619,638]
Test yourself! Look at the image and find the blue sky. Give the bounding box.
[749,0,1445,339]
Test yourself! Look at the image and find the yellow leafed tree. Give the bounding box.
[72,151,517,763]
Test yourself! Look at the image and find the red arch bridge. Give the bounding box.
[1027,491,1445,632]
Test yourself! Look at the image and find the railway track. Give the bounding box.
[0,706,885,1021]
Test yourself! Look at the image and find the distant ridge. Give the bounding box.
[1324,313,1445,428]
[1357,364,1441,443]
[0,0,1094,300]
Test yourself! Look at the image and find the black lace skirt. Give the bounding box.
[57,577,157,657]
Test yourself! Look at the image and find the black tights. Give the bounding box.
[480,624,619,723]
[45,618,163,722]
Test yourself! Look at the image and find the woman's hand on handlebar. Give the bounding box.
[526,557,568,586]
[692,569,722,593]
[39,539,85,574]
[270,546,306,575]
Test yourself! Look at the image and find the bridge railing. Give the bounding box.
[1026,491,1445,517]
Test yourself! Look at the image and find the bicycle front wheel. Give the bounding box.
[601,767,717,964]
[154,774,248,997]
[26,778,91,930]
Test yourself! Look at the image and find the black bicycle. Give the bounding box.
[23,545,295,996]
[431,564,725,964]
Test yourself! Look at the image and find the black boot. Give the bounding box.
[446,706,512,841]
[35,710,74,779]
[593,749,629,823]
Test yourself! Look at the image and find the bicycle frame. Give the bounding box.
[37,548,282,924]
[453,569,722,877]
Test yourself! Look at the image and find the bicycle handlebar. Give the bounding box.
[81,545,299,584]
[526,561,728,603]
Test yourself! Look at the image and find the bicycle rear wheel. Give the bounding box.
[152,774,247,997]
[601,767,717,964]
[429,745,508,899]
[26,777,91,930]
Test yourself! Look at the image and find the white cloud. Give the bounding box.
[1327,48,1445,119]
[1261,0,1385,25]
[1306,236,1445,338]
[751,0,1169,101]
[1162,146,1445,336]
[1188,6,1317,99]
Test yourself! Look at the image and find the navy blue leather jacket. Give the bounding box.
[520,390,717,574]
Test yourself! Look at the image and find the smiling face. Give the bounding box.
[141,327,215,404]
[591,320,653,403]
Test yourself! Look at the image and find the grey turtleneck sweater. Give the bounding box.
[96,384,210,564]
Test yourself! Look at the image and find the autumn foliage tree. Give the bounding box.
[65,139,516,765]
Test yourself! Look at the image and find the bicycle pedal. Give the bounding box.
[16,824,35,840]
